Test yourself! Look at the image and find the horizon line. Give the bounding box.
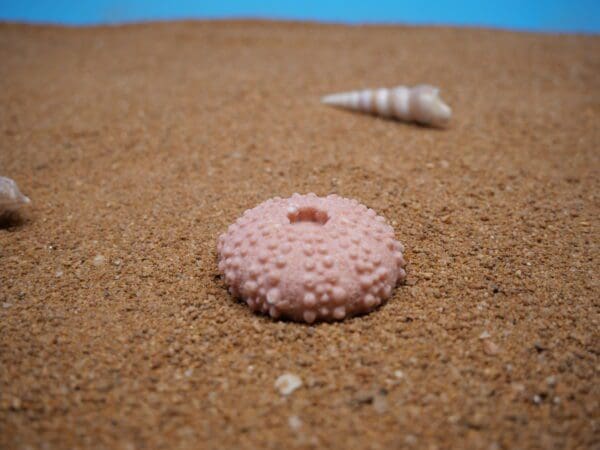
[1,16,599,35]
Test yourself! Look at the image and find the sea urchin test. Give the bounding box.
[217,193,406,323]
[322,84,451,127]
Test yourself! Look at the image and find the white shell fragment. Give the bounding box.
[322,84,452,127]
[274,373,303,396]
[0,176,30,215]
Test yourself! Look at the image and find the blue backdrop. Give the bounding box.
[0,0,598,33]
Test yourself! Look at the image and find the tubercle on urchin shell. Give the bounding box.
[217,193,407,324]
[321,85,451,127]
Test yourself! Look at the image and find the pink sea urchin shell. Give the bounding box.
[217,193,406,323]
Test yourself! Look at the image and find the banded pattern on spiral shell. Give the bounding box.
[322,84,451,127]
[0,176,30,216]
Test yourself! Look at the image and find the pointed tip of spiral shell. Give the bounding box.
[321,92,355,108]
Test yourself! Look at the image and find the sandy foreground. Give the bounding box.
[0,21,598,449]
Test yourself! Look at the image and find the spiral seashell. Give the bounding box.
[0,176,31,216]
[321,84,451,127]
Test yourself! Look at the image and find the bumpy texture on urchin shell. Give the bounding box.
[0,176,30,216]
[217,193,406,323]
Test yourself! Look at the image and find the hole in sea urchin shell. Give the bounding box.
[287,206,329,225]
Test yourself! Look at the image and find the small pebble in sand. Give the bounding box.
[483,340,500,355]
[479,330,491,340]
[275,373,302,396]
[92,254,106,266]
[288,415,302,430]
[0,176,30,216]
[404,434,418,446]
[373,394,388,414]
[394,370,405,379]
[217,193,406,323]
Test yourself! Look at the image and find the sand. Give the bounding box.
[0,21,598,449]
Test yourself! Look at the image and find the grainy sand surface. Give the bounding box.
[0,21,598,450]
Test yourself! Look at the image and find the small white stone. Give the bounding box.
[184,369,193,377]
[55,269,63,277]
[288,415,302,430]
[404,434,418,445]
[394,370,405,379]
[373,394,388,414]
[275,373,302,396]
[92,254,106,266]
[479,330,491,340]
[2,302,12,308]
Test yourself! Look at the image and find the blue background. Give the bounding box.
[0,0,599,33]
